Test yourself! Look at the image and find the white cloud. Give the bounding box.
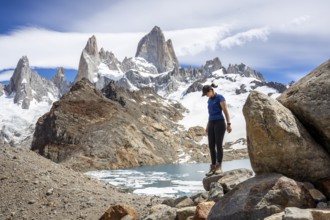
[290,15,311,26]
[0,27,144,70]
[0,70,14,82]
[219,28,269,49]
[166,26,230,56]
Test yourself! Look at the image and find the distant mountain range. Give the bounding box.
[0,26,287,166]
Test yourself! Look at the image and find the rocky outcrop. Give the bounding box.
[123,70,154,89]
[203,57,226,74]
[135,26,179,73]
[122,57,158,74]
[99,48,122,72]
[74,35,101,83]
[5,56,59,109]
[243,91,330,182]
[156,168,330,220]
[266,207,330,220]
[186,126,205,142]
[5,56,33,109]
[251,80,287,93]
[202,168,253,191]
[195,201,215,220]
[101,80,126,107]
[277,60,330,154]
[227,63,265,81]
[31,78,201,171]
[120,65,207,95]
[184,81,204,95]
[208,174,315,220]
[51,67,70,96]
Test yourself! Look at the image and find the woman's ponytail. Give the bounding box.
[210,83,218,88]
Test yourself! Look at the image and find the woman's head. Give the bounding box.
[202,83,218,97]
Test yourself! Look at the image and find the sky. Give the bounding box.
[0,0,329,84]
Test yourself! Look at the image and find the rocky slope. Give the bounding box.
[31,78,205,171]
[0,147,162,220]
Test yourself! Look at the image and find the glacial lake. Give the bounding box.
[86,159,252,198]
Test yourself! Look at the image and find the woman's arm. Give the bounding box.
[220,101,232,133]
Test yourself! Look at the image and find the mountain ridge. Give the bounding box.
[1,26,286,161]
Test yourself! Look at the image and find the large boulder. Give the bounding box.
[243,91,330,182]
[208,174,315,220]
[202,168,253,191]
[277,60,330,154]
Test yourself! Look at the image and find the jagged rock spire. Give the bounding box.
[135,26,179,73]
[203,57,225,74]
[5,56,59,109]
[74,35,101,83]
[99,48,122,72]
[5,56,33,109]
[51,67,70,96]
[227,63,265,81]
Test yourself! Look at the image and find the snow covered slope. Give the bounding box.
[0,93,53,147]
[166,69,281,149]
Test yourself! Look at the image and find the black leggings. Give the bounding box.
[208,119,226,165]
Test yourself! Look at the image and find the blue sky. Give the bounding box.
[0,0,329,84]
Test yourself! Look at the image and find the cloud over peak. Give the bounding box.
[219,27,269,49]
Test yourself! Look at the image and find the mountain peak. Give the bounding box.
[135,26,179,73]
[51,67,70,96]
[74,36,101,83]
[5,56,59,109]
[5,56,33,108]
[204,57,224,73]
[228,63,265,81]
[84,35,99,56]
[150,26,162,34]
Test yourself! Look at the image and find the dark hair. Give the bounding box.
[202,83,218,96]
[210,83,218,88]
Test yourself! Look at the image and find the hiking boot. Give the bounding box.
[205,164,216,177]
[215,163,222,174]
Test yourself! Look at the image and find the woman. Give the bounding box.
[202,83,232,176]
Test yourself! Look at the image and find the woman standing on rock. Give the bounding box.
[202,83,232,176]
